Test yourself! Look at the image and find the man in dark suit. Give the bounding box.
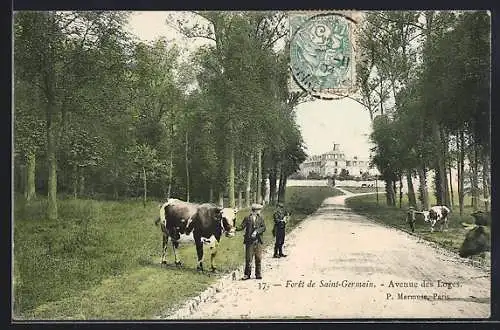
[236,203,266,280]
[273,202,289,258]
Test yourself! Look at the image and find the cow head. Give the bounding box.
[421,211,430,222]
[471,210,490,226]
[428,209,438,220]
[218,207,235,237]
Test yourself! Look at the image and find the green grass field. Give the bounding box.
[345,193,482,254]
[13,186,343,320]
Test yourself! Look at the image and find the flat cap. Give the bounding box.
[251,203,263,211]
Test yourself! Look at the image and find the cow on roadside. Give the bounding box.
[459,210,491,258]
[414,205,450,232]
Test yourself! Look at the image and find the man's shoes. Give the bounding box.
[279,254,287,257]
[256,276,262,279]
[273,254,280,258]
[241,275,251,280]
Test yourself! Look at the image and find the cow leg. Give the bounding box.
[161,233,169,265]
[210,238,220,272]
[171,239,182,267]
[194,232,204,272]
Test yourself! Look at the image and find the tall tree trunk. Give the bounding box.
[142,166,147,208]
[18,163,26,196]
[392,180,397,207]
[245,153,254,208]
[261,173,267,205]
[238,190,242,209]
[278,168,286,203]
[417,166,430,210]
[458,131,465,216]
[256,148,262,204]
[442,129,450,207]
[385,179,395,206]
[378,80,384,116]
[375,176,379,205]
[280,176,288,203]
[209,186,214,203]
[25,151,36,201]
[43,15,58,220]
[469,144,479,210]
[269,164,277,206]
[79,168,85,197]
[432,123,447,205]
[46,104,58,221]
[73,164,78,199]
[218,192,224,207]
[185,130,190,202]
[228,145,235,208]
[482,152,490,211]
[448,161,454,208]
[434,166,443,205]
[406,170,416,207]
[167,146,173,199]
[399,175,403,208]
[113,166,119,200]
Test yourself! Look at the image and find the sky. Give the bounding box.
[125,11,374,159]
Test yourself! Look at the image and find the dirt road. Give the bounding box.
[159,192,491,319]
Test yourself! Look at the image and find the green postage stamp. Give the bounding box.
[289,11,362,99]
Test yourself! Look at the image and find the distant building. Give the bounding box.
[300,143,376,178]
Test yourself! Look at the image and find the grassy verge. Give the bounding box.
[345,193,480,254]
[13,186,342,320]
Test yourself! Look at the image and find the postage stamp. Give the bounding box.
[12,10,492,321]
[289,11,361,99]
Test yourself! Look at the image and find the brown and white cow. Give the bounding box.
[418,205,451,232]
[154,199,235,272]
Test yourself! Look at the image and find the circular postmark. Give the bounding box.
[290,13,358,99]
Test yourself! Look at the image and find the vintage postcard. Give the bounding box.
[12,10,491,320]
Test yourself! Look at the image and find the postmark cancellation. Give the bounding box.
[288,11,363,100]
